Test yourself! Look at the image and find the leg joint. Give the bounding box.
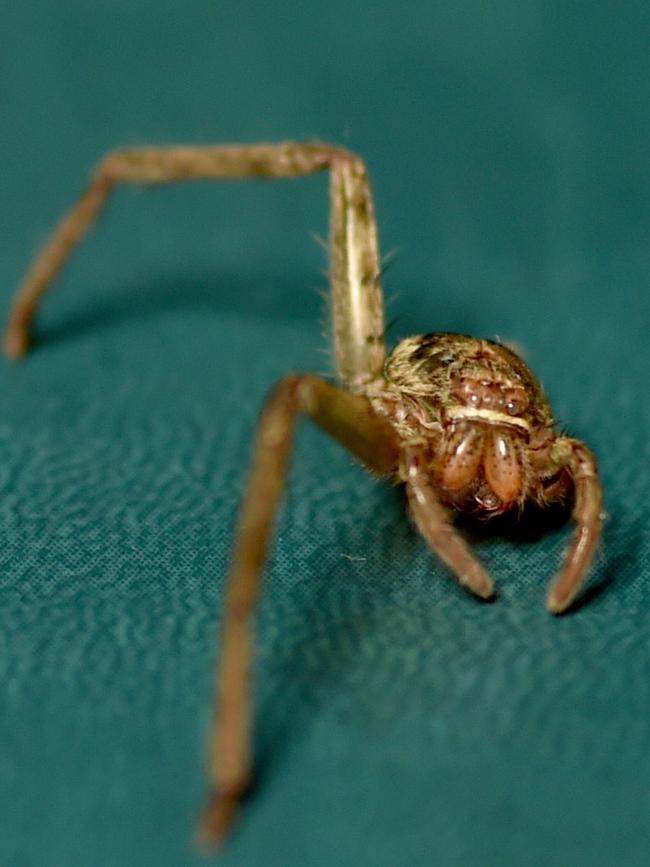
[266,373,322,412]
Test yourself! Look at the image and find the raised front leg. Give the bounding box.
[545,438,603,614]
[5,141,386,387]
[201,374,399,845]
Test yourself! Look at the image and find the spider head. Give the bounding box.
[385,333,549,421]
[384,332,556,516]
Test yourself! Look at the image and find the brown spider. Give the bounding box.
[5,141,603,846]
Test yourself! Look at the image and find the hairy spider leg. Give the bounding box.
[544,438,603,614]
[5,141,386,388]
[200,374,398,844]
[6,141,393,847]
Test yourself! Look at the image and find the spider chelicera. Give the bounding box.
[6,141,603,845]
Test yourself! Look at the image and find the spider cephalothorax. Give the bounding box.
[5,140,603,844]
[377,332,562,518]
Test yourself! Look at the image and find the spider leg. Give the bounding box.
[403,445,496,601]
[200,374,398,846]
[5,141,386,386]
[545,438,603,614]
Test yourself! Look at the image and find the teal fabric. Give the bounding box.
[2,2,649,865]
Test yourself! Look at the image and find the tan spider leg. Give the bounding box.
[5,141,386,386]
[546,439,603,614]
[201,374,399,844]
[403,446,496,601]
[7,141,389,841]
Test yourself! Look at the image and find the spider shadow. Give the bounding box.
[246,510,413,791]
[32,267,323,352]
[454,499,572,545]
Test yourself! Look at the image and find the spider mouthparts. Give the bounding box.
[474,486,502,513]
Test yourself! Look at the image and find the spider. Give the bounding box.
[6,141,603,846]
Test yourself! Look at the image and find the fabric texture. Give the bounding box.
[2,2,649,865]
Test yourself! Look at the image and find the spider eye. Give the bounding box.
[506,399,521,415]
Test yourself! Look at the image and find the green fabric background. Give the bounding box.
[2,2,649,865]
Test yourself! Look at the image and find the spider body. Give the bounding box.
[6,140,603,845]
[374,332,562,518]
